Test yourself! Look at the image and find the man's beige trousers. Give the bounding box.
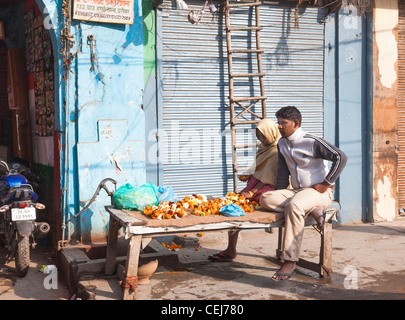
[260,187,333,262]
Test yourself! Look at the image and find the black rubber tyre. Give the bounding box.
[0,236,10,265]
[15,234,30,277]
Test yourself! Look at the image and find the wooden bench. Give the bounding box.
[104,205,338,300]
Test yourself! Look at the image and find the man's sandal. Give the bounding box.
[208,252,236,262]
[271,271,296,282]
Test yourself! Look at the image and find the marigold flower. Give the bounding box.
[142,191,258,219]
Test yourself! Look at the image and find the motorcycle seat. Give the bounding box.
[1,185,38,205]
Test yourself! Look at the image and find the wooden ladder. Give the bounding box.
[224,0,267,193]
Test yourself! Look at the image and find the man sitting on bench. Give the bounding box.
[260,106,348,281]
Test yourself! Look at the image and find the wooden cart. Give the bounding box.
[104,205,338,300]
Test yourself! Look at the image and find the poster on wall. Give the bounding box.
[0,21,5,40]
[73,0,134,24]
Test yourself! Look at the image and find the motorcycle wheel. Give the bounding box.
[15,234,30,277]
[0,236,11,265]
[0,246,8,265]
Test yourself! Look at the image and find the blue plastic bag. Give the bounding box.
[157,186,178,203]
[113,182,158,211]
[219,204,245,217]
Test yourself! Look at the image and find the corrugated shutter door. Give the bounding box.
[159,0,326,198]
[398,1,405,210]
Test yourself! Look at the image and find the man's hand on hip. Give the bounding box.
[313,182,331,193]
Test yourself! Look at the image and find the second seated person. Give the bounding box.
[209,118,280,262]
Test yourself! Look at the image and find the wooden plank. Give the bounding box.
[227,26,263,32]
[105,205,146,226]
[276,226,284,260]
[230,72,266,78]
[232,96,267,102]
[296,258,322,274]
[229,49,264,54]
[122,235,142,300]
[105,215,120,275]
[320,221,333,277]
[125,209,337,236]
[232,120,261,125]
[129,222,250,236]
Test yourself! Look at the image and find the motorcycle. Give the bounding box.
[0,160,49,277]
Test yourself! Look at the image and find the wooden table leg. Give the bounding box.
[122,235,142,300]
[276,226,284,260]
[320,221,333,278]
[105,216,120,275]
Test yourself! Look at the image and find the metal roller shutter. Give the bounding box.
[158,0,327,197]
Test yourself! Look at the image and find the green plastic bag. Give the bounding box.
[112,182,158,211]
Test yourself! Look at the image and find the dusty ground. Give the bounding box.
[131,219,405,300]
[0,245,70,300]
[1,217,405,301]
[81,217,405,301]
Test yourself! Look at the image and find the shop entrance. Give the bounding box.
[0,0,59,246]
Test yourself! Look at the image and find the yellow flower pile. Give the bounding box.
[143,192,259,220]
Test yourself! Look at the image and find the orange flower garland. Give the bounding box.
[143,192,259,220]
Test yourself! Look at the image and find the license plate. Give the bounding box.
[11,207,36,221]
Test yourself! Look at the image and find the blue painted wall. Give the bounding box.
[38,0,145,242]
[72,3,145,242]
[323,10,372,223]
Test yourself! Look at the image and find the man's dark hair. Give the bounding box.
[275,106,302,126]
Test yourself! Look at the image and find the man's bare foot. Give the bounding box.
[272,260,296,281]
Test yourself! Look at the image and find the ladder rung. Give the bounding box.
[232,96,267,102]
[232,120,261,125]
[234,142,260,149]
[230,72,266,78]
[229,49,264,54]
[227,26,263,32]
[228,2,261,8]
